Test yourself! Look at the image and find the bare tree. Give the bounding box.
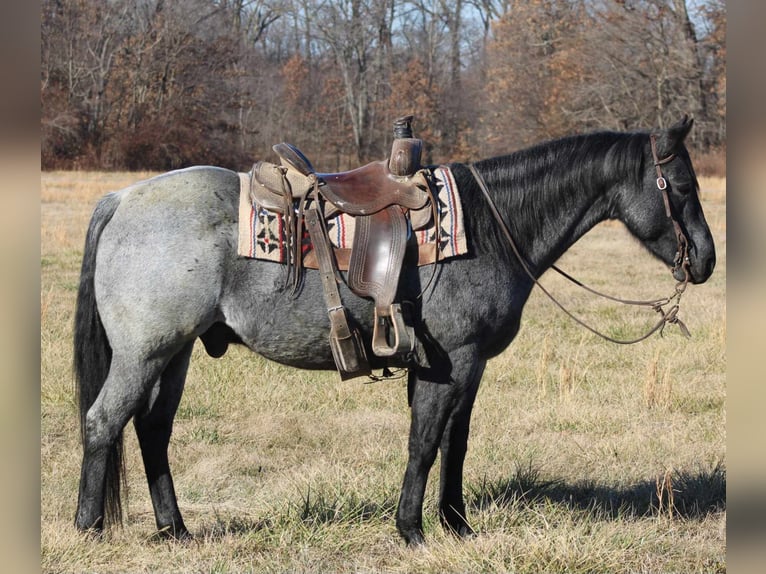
[478,0,725,156]
[41,0,133,165]
[41,0,725,170]
[574,0,716,135]
[311,0,395,161]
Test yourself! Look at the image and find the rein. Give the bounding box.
[468,137,692,345]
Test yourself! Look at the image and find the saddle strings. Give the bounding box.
[414,169,443,300]
[467,163,691,345]
[277,167,320,295]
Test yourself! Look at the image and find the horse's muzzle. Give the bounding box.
[680,252,716,284]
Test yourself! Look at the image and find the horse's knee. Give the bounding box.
[82,415,108,456]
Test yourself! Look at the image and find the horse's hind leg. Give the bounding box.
[133,341,194,539]
[76,353,168,533]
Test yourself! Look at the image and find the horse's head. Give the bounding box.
[620,116,716,285]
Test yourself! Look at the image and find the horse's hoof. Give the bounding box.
[445,519,476,539]
[76,526,105,541]
[400,528,426,547]
[440,510,476,539]
[153,525,193,542]
[454,524,477,539]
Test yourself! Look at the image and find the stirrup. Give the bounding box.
[371,304,414,357]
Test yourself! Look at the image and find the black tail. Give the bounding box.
[73,192,124,529]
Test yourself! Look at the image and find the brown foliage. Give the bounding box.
[40,0,726,173]
[481,0,726,160]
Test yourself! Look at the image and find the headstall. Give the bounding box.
[469,134,695,344]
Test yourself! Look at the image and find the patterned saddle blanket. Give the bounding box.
[237,165,467,268]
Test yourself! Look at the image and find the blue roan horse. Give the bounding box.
[74,116,715,545]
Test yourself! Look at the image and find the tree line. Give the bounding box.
[41,0,725,173]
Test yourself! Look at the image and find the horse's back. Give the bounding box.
[93,166,241,354]
[110,166,240,218]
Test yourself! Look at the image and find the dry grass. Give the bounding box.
[41,172,726,573]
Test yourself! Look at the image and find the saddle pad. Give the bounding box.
[237,166,467,266]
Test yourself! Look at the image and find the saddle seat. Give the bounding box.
[273,142,430,214]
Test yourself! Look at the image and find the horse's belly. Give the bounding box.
[220,267,348,370]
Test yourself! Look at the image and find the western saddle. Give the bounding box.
[250,116,435,379]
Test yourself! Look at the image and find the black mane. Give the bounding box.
[455,130,649,267]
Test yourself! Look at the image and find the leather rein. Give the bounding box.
[468,135,692,344]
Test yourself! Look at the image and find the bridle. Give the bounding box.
[650,134,691,284]
[468,135,693,344]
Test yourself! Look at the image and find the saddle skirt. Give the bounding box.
[237,165,467,267]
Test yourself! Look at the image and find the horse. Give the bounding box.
[73,116,715,545]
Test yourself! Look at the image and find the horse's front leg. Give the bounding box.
[438,357,485,538]
[395,345,484,545]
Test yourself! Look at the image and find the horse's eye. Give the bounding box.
[674,183,693,195]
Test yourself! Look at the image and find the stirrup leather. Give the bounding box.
[305,206,371,380]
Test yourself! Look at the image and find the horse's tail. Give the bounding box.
[73,192,124,529]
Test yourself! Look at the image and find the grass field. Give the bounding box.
[41,171,726,573]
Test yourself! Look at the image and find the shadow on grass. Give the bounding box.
[193,487,399,540]
[293,485,398,526]
[193,514,273,541]
[191,462,724,540]
[467,461,726,520]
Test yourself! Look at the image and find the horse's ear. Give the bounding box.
[671,114,694,141]
[655,115,694,156]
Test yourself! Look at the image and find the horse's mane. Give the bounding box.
[457,130,649,265]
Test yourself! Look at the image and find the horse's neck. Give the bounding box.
[490,151,617,276]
